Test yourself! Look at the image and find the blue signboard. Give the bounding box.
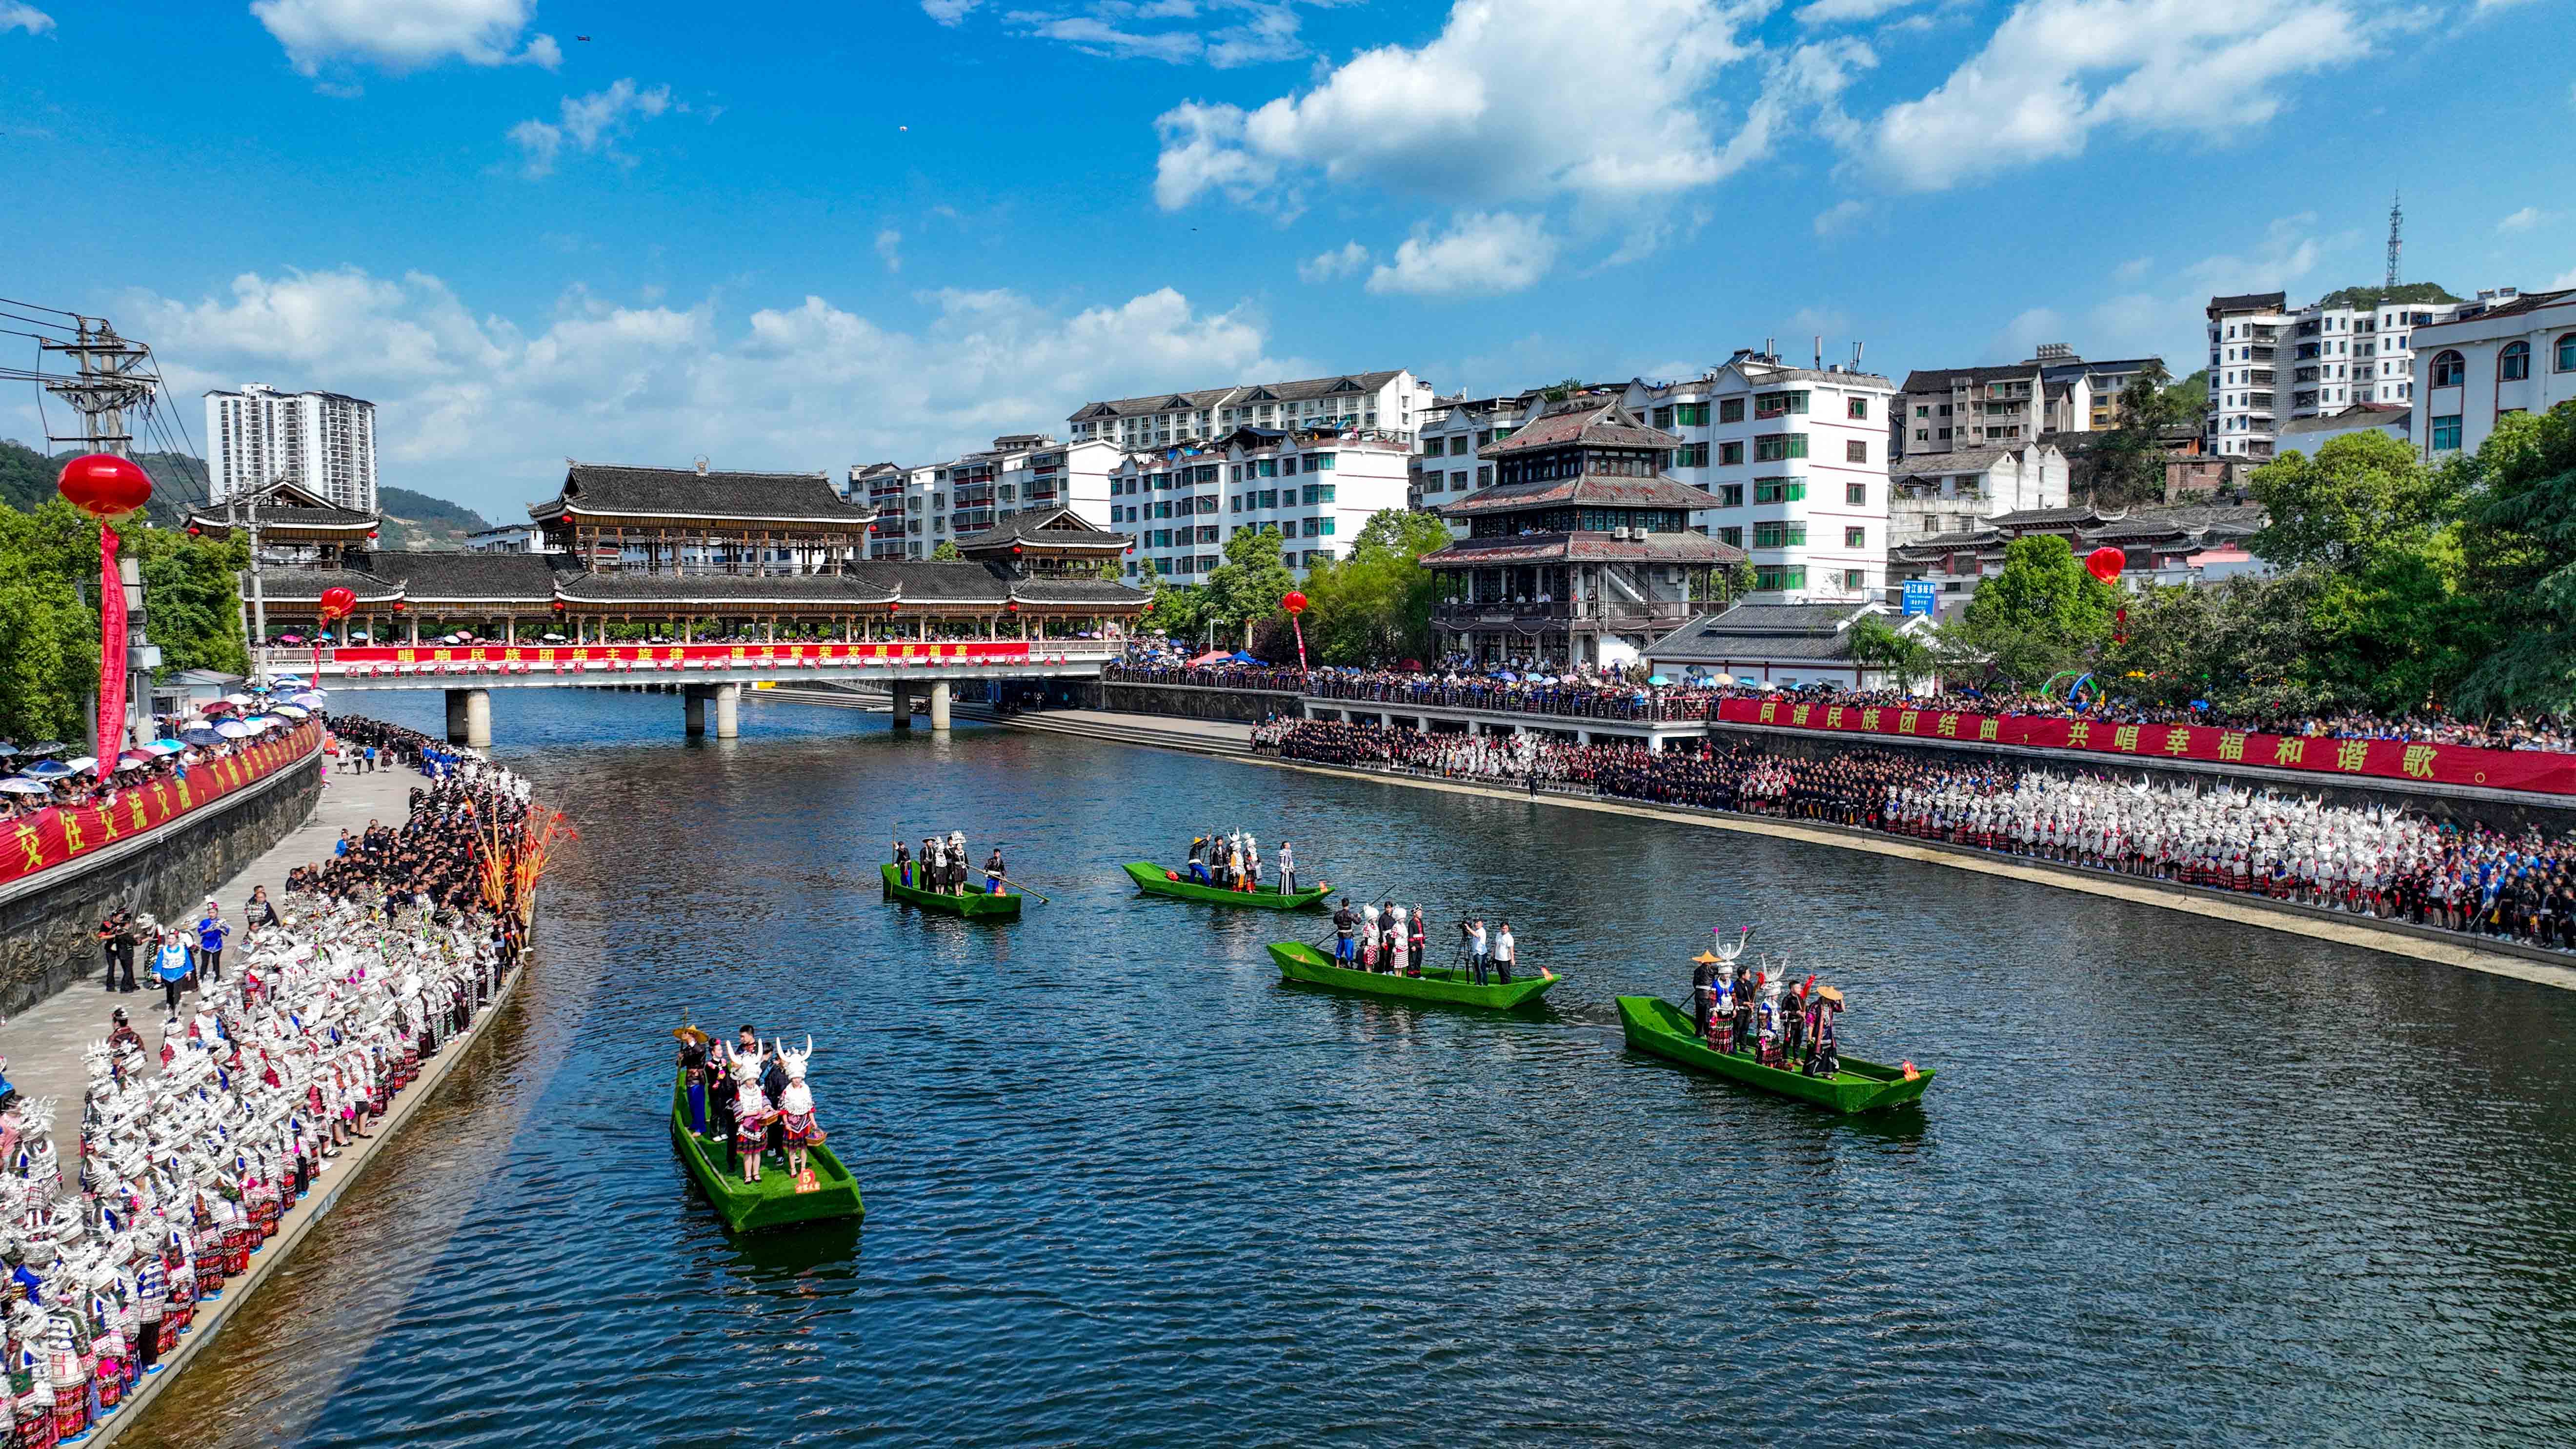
[1901,580,1937,617]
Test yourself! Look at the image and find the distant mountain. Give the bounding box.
[2313,282,2462,310]
[377,485,491,551]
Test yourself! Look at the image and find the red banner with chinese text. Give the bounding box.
[96,523,127,768]
[1714,698,2576,796]
[325,640,1039,668]
[0,722,322,889]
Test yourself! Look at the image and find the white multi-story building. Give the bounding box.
[1412,391,1539,512]
[1886,443,2070,548]
[463,523,543,554]
[2209,288,2475,459]
[1106,426,1414,582]
[2411,286,2576,462]
[866,437,1122,561]
[204,382,378,511]
[1623,350,1897,602]
[1067,370,1435,450]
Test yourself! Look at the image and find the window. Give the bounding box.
[1449,436,1470,456]
[1715,483,1745,507]
[1844,526,1866,548]
[1847,398,1870,420]
[1845,440,1868,464]
[1719,398,1745,423]
[2430,413,2463,451]
[1674,402,1709,426]
[2501,342,2531,381]
[1717,526,1743,547]
[1421,475,1443,494]
[2557,334,2576,373]
[2431,350,2465,387]
[1230,496,1243,513]
[1751,522,1806,548]
[1653,406,1674,429]
[1718,441,1744,466]
[1842,569,1868,590]
[1282,456,1301,476]
[1753,479,1806,503]
[1754,433,1807,462]
[1914,405,1929,418]
[1155,501,1172,519]
[1452,471,1468,491]
[1845,483,1866,506]
[1314,453,1337,470]
[1676,442,1709,467]
[1754,565,1806,590]
[1477,465,1492,487]
[1321,516,1335,536]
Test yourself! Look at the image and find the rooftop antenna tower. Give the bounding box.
[2385,190,2403,291]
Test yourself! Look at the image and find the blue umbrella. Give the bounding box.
[151,738,188,751]
[19,760,76,780]
[180,728,223,747]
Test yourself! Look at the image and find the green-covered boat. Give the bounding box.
[1266,940,1558,1009]
[1614,995,1933,1113]
[1123,861,1332,910]
[667,1069,865,1232]
[880,862,1022,919]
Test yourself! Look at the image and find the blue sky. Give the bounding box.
[2,0,2571,520]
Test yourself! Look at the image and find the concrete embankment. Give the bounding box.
[967,706,2576,995]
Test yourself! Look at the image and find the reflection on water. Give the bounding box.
[121,687,2576,1448]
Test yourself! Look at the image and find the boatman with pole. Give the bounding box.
[985,846,1007,897]
[1278,840,1296,895]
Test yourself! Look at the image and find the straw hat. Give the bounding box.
[1690,950,1720,965]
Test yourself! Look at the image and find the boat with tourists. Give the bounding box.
[1266,940,1558,1009]
[1614,930,1931,1112]
[670,1025,864,1232]
[667,1066,864,1232]
[881,862,1021,918]
[1124,861,1332,910]
[883,830,1024,918]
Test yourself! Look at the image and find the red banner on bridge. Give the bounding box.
[326,641,1039,668]
[0,722,322,889]
[1714,697,2576,796]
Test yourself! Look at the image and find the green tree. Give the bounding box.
[2249,430,2455,572]
[1958,534,2115,687]
[1845,613,1933,690]
[129,524,253,678]
[1201,525,1297,648]
[1291,508,1453,665]
[2085,363,2196,506]
[2456,402,2576,714]
[1095,557,1126,584]
[930,540,961,561]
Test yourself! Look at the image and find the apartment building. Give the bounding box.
[1106,425,1413,582]
[867,437,1122,561]
[1895,344,2162,458]
[2411,286,2576,462]
[1066,369,1436,451]
[1886,443,2070,548]
[204,382,379,511]
[2208,288,2478,459]
[1623,350,1897,603]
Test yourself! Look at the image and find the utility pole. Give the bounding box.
[41,316,161,750]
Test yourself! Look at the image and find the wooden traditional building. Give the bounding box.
[529,461,877,574]
[1420,399,1742,668]
[184,479,379,569]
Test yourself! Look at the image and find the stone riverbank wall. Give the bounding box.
[1091,681,1303,724]
[0,747,323,1016]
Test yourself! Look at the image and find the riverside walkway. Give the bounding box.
[0,760,416,1180]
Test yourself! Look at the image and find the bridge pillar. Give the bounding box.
[929,679,952,733]
[715,683,741,740]
[445,688,491,748]
[684,685,707,737]
[888,681,912,730]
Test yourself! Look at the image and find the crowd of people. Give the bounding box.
[676,1026,828,1187]
[1690,941,1846,1078]
[0,718,535,1443]
[892,832,1006,896]
[1252,718,2576,952]
[0,722,312,825]
[1182,830,1296,893]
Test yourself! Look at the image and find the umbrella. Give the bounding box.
[0,779,50,796]
[270,673,308,686]
[542,633,565,643]
[215,721,257,740]
[288,691,326,708]
[117,749,154,765]
[221,693,255,707]
[151,738,188,752]
[180,728,223,747]
[115,758,151,772]
[63,757,97,775]
[1647,674,1672,686]
[1710,673,1735,685]
[0,744,16,759]
[277,633,305,645]
[271,704,310,719]
[24,743,64,758]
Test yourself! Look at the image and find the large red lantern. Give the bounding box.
[1282,591,1308,616]
[55,453,153,519]
[318,585,357,619]
[2084,546,2124,584]
[1280,591,1310,673]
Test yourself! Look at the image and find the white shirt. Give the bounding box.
[1467,925,1487,955]
[1494,929,1515,962]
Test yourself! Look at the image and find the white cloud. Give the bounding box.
[1297,241,1369,283]
[1,3,54,36]
[921,0,983,21]
[1795,0,1921,22]
[985,1,1310,68]
[508,80,680,179]
[1986,305,2068,362]
[2496,205,2544,234]
[125,267,1282,516]
[2185,212,2321,293]
[1365,212,1558,298]
[2113,254,2154,282]
[251,0,560,76]
[2551,266,2576,291]
[1812,199,1869,236]
[1153,0,1799,212]
[1867,0,2379,191]
[875,228,903,273]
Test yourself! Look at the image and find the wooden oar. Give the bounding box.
[992,875,1053,905]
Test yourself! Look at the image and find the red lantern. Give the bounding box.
[392,601,407,613]
[1282,590,1308,616]
[2084,546,2124,584]
[1011,544,1022,555]
[185,524,202,537]
[1006,601,1019,613]
[55,454,153,519]
[318,585,357,619]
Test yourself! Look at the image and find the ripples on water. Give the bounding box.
[122,690,2576,1447]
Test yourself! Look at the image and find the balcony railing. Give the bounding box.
[1431,600,1698,629]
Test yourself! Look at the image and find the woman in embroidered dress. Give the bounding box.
[772,1039,824,1184]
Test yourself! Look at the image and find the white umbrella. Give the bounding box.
[0,779,49,796]
[64,756,98,775]
[287,692,327,708]
[222,693,256,707]
[214,721,257,740]
[115,758,151,772]
[1711,673,1735,685]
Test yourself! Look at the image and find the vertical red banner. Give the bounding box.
[97,522,128,766]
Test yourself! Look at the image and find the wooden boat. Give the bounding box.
[880,861,1022,919]
[1123,861,1333,910]
[1614,995,1933,1114]
[1265,940,1558,1009]
[667,1068,865,1233]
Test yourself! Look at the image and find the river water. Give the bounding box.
[121,690,2576,1447]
